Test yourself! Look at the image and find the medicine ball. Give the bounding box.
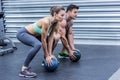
[70,49,81,62]
[43,58,59,72]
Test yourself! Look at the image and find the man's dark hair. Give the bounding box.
[66,4,79,12]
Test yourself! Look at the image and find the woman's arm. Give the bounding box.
[41,22,49,58]
[47,30,54,56]
[48,23,58,56]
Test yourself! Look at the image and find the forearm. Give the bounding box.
[48,36,53,56]
[61,36,71,53]
[42,39,49,57]
[68,33,75,50]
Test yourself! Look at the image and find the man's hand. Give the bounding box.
[69,50,76,60]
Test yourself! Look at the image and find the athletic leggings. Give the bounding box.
[16,27,42,67]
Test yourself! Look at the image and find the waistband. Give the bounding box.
[17,27,28,33]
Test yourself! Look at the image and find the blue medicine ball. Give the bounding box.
[43,58,59,72]
[70,49,81,62]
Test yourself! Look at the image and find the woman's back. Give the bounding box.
[25,16,50,36]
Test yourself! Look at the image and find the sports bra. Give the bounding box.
[33,23,42,34]
[33,16,52,35]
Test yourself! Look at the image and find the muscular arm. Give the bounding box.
[59,20,72,52]
[48,23,59,56]
[61,32,76,60]
[41,22,49,58]
[61,34,71,53]
[68,26,75,50]
[59,22,76,59]
[60,24,72,54]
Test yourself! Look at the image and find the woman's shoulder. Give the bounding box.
[39,16,50,25]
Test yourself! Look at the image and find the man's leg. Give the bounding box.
[58,44,69,58]
[61,45,67,53]
[58,33,69,58]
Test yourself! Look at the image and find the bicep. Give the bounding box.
[68,26,73,34]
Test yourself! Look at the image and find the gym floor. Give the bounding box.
[0,43,120,80]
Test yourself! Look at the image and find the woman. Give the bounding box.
[16,6,65,78]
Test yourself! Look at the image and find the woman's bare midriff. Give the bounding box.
[25,24,38,36]
[24,17,50,36]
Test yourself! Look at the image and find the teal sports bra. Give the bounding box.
[33,23,42,34]
[33,16,52,35]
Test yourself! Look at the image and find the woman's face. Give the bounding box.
[55,10,65,22]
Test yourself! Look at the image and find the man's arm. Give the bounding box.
[67,26,75,50]
[58,20,72,52]
[61,33,76,60]
[61,28,75,60]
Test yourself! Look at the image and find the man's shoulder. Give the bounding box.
[68,20,73,26]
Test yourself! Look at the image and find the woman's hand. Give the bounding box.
[45,55,58,66]
[45,56,52,66]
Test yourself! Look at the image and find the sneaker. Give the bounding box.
[58,50,69,58]
[19,67,37,78]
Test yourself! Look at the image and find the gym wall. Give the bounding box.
[2,0,120,45]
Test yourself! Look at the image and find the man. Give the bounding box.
[53,4,79,58]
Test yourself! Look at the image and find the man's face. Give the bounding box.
[69,8,78,19]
